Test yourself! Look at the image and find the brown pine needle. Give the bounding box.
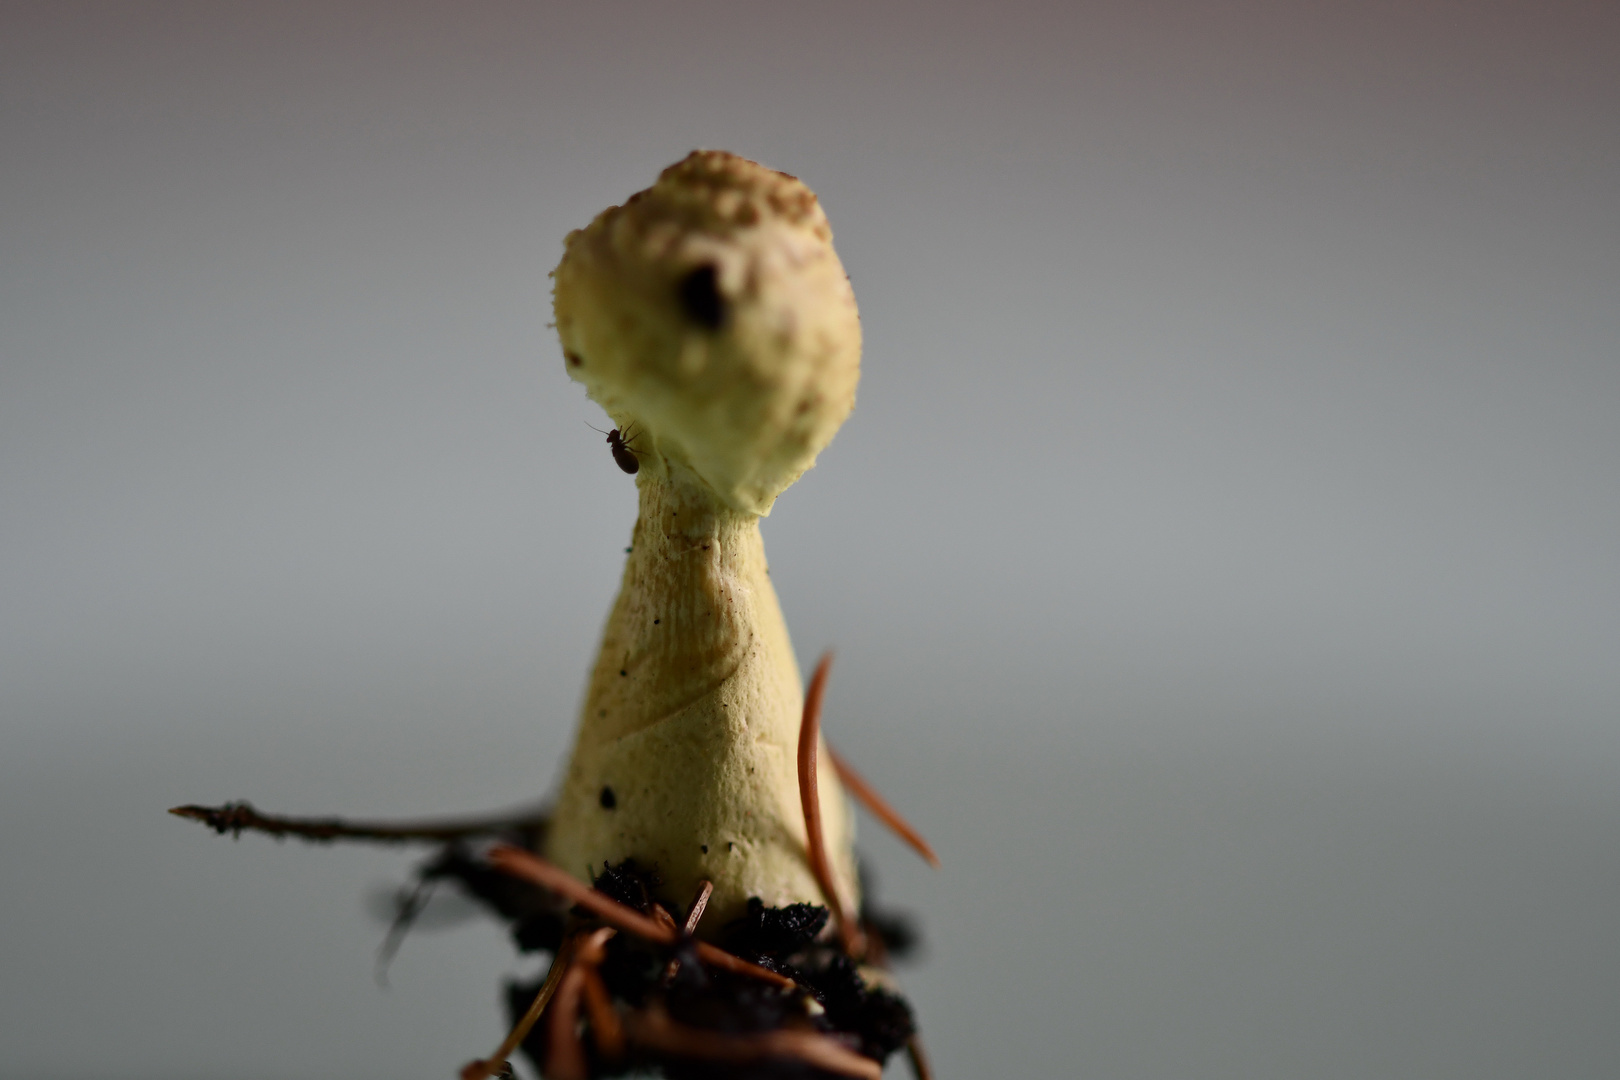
[691,937,796,986]
[798,652,860,955]
[659,878,717,984]
[459,935,573,1080]
[627,1004,882,1080]
[579,964,625,1060]
[683,879,714,935]
[525,927,619,1075]
[488,845,666,938]
[906,1033,937,1080]
[826,745,940,868]
[652,904,684,984]
[544,958,590,1080]
[486,845,796,990]
[170,800,549,846]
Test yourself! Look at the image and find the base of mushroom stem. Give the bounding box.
[414,849,920,1080]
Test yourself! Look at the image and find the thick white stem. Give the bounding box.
[545,465,858,930]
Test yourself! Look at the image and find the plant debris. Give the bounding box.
[484,858,913,1079]
[174,801,927,1079]
[168,799,549,847]
[173,693,934,1080]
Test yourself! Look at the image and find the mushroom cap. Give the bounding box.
[553,151,861,515]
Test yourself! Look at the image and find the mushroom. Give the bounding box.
[546,150,863,930]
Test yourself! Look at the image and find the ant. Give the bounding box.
[586,421,642,475]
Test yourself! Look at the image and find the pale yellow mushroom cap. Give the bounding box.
[553,150,861,515]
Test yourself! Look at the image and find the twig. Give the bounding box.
[906,1033,937,1080]
[544,954,591,1080]
[651,904,680,935]
[375,877,436,985]
[581,966,624,1060]
[169,800,549,846]
[798,652,861,955]
[650,902,683,985]
[626,1004,882,1080]
[486,845,796,990]
[459,935,574,1080]
[827,745,940,868]
[576,931,625,1062]
[658,879,717,984]
[683,879,714,935]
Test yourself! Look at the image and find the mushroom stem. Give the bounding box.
[545,150,866,932]
[544,469,859,929]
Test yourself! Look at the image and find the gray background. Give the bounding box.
[3,2,1617,1077]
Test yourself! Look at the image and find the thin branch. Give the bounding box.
[798,652,860,955]
[576,931,626,1062]
[375,877,436,986]
[651,904,680,935]
[827,745,941,868]
[459,935,574,1080]
[486,845,796,990]
[581,966,624,1060]
[659,879,717,984]
[169,800,549,846]
[683,879,714,936]
[544,956,590,1080]
[906,1034,937,1080]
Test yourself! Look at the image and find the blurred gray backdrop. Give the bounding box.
[2,2,1617,1077]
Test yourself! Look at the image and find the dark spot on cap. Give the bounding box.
[676,264,726,330]
[565,352,583,367]
[599,786,617,810]
[701,844,709,854]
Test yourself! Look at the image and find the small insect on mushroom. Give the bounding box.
[585,422,642,475]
